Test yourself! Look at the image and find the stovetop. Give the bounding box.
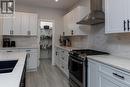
[69,49,109,60]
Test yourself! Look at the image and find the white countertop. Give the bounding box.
[0,52,27,87]
[87,55,130,73]
[0,47,39,49]
[55,45,87,51]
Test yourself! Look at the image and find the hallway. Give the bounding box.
[26,60,70,87]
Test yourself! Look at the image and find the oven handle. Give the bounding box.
[71,58,83,64]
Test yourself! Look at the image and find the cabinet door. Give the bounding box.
[99,73,129,87]
[127,0,130,32]
[21,13,29,35]
[88,61,100,87]
[0,14,3,35]
[3,15,13,35]
[28,52,38,69]
[29,13,37,35]
[105,0,127,33]
[63,15,71,36]
[55,48,59,66]
[13,12,21,35]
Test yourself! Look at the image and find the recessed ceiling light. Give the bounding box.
[55,0,59,2]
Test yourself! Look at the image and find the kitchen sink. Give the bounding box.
[0,60,18,74]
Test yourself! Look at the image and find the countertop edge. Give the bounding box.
[87,55,130,74]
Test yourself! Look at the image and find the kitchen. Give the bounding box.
[0,0,130,87]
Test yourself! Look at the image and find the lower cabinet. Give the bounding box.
[55,47,69,77]
[0,48,38,72]
[88,60,100,87]
[88,59,130,87]
[99,73,129,87]
[20,49,38,71]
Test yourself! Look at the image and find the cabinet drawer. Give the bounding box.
[60,61,69,76]
[100,64,130,84]
[60,56,68,64]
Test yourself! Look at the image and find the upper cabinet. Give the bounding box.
[63,6,90,36]
[3,15,14,35]
[105,0,129,33]
[2,12,38,36]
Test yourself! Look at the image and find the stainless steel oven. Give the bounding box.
[68,55,87,87]
[68,49,109,87]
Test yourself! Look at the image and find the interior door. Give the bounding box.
[105,0,127,33]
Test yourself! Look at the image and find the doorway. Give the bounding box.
[39,20,54,64]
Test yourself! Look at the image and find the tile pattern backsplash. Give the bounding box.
[3,36,38,48]
[71,36,88,49]
[88,24,130,59]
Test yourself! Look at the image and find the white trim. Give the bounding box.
[39,19,55,66]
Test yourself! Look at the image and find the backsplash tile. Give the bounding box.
[89,24,130,59]
[3,36,38,48]
[70,36,88,49]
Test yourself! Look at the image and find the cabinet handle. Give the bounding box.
[124,20,126,31]
[127,20,130,31]
[71,59,83,64]
[56,52,58,55]
[10,30,11,35]
[12,30,14,35]
[6,51,13,52]
[27,31,31,35]
[113,73,125,80]
[26,50,31,52]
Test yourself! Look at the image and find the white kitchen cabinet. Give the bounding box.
[0,48,38,71]
[27,52,38,70]
[55,47,60,67]
[63,6,90,36]
[2,12,37,36]
[21,13,37,36]
[99,73,129,87]
[63,14,71,36]
[0,14,3,35]
[88,60,100,87]
[55,47,69,77]
[21,13,30,35]
[3,15,13,35]
[13,12,21,35]
[29,13,38,35]
[20,48,38,71]
[88,59,130,87]
[105,0,129,33]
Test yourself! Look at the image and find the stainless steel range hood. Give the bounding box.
[77,0,104,25]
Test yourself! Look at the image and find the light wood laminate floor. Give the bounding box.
[26,60,70,87]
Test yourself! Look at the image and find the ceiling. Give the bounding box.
[16,0,80,10]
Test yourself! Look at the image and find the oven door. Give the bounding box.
[69,55,83,83]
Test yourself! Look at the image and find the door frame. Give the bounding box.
[39,19,55,65]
